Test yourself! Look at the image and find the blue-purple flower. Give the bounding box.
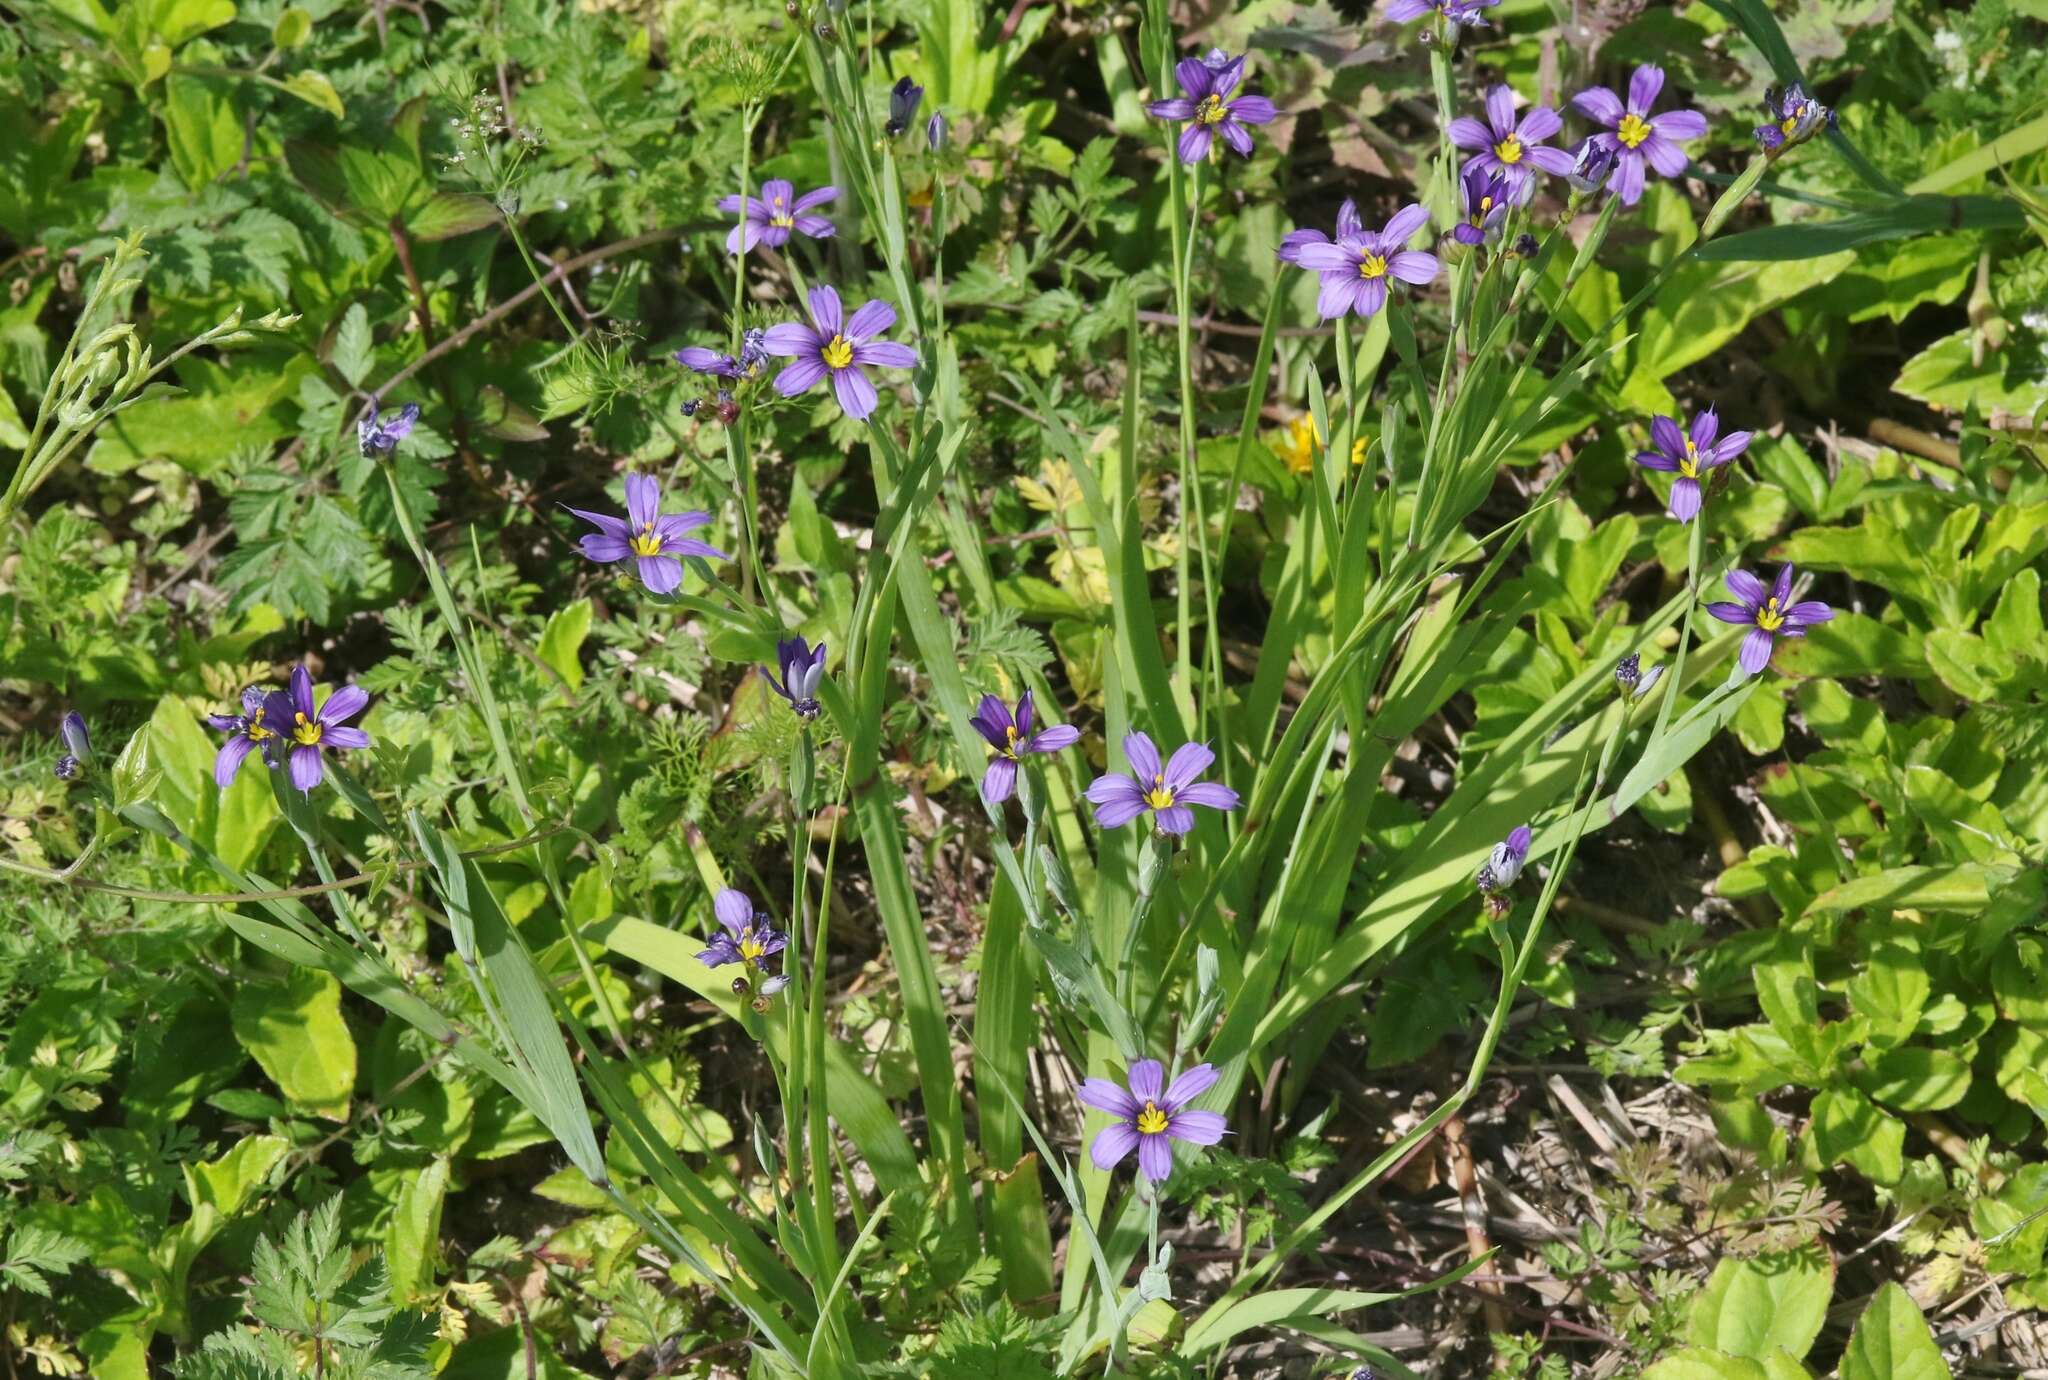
[1383,0,1498,25]
[717,180,838,256]
[1633,408,1751,523]
[1572,65,1708,207]
[1476,824,1531,893]
[1278,199,1362,266]
[358,402,420,458]
[266,666,371,794]
[1454,164,1511,247]
[567,473,728,596]
[1289,203,1439,321]
[1078,1059,1227,1182]
[1755,83,1834,155]
[763,637,828,721]
[54,712,90,780]
[1708,565,1834,677]
[1146,49,1278,165]
[675,328,769,381]
[208,685,285,788]
[1566,138,1617,195]
[1085,732,1239,835]
[969,690,1080,803]
[696,888,787,971]
[886,76,924,138]
[1448,86,1575,204]
[762,286,917,422]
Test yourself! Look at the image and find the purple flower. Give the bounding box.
[695,888,788,971]
[1448,86,1575,204]
[1571,65,1709,207]
[1454,164,1511,247]
[1633,407,1752,523]
[969,690,1081,803]
[1077,1059,1227,1182]
[1146,48,1278,165]
[1277,199,1362,265]
[54,711,90,780]
[1476,824,1531,893]
[207,684,287,788]
[886,76,924,138]
[675,329,768,382]
[1566,137,1617,195]
[358,402,420,458]
[264,666,371,795]
[763,637,827,721]
[1289,203,1439,321]
[717,180,838,256]
[1085,731,1239,835]
[1383,0,1498,25]
[762,286,917,422]
[566,474,728,596]
[1756,83,1834,155]
[1707,565,1834,677]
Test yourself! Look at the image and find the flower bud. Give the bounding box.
[927,111,947,151]
[886,76,924,137]
[60,712,91,761]
[1566,138,1616,194]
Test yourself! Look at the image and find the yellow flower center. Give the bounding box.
[1356,252,1388,280]
[822,335,854,369]
[772,213,795,228]
[1679,438,1699,479]
[1495,134,1523,164]
[1194,93,1226,126]
[1143,772,1176,810]
[1756,597,1786,632]
[248,705,273,741]
[630,522,663,557]
[739,930,765,962]
[1780,107,1806,136]
[1617,113,1652,148]
[292,712,323,747]
[1136,1102,1169,1135]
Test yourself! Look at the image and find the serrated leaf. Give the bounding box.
[408,192,498,241]
[332,303,373,387]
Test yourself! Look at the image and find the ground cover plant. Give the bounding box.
[3,0,2047,1374]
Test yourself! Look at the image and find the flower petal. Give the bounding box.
[322,725,371,749]
[790,184,839,213]
[1091,1123,1140,1170]
[1091,790,1150,830]
[624,472,660,529]
[1653,108,1708,141]
[1688,407,1721,453]
[1123,731,1163,783]
[289,744,324,793]
[1162,741,1215,791]
[807,284,843,337]
[214,733,256,788]
[981,757,1018,803]
[580,532,630,562]
[1739,627,1776,676]
[845,298,897,343]
[1163,1062,1219,1109]
[852,340,918,370]
[1352,276,1388,319]
[1783,600,1834,627]
[715,888,754,934]
[1380,202,1430,245]
[1448,116,1494,151]
[1484,84,1517,138]
[1387,250,1439,285]
[319,684,369,725]
[1167,1110,1228,1145]
[970,694,1012,746]
[1725,568,1768,607]
[1772,564,1796,605]
[1174,57,1213,101]
[637,554,683,594]
[1641,132,1690,178]
[1709,430,1754,463]
[1316,273,1359,320]
[1627,64,1665,115]
[1525,144,1577,175]
[1127,1059,1165,1103]
[761,322,821,357]
[1176,123,1213,165]
[1148,98,1196,120]
[1613,151,1646,206]
[1649,414,1686,463]
[1667,476,1702,523]
[1029,724,1081,753]
[793,216,836,239]
[1077,1077,1140,1118]
[1572,85,1625,127]
[1705,601,1756,626]
[1335,199,1362,239]
[831,364,879,420]
[1154,804,1197,835]
[1517,105,1563,142]
[1294,241,1358,273]
[1228,94,1277,125]
[1218,118,1255,157]
[773,355,829,398]
[1634,448,1679,473]
[1137,1132,1173,1181]
[1176,781,1240,810]
[290,665,316,719]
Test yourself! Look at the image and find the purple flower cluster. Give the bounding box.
[210,667,372,795]
[1079,1059,1227,1182]
[1147,49,1278,165]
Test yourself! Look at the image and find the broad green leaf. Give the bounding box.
[1854,1047,1971,1112]
[1838,1284,1951,1380]
[271,6,309,45]
[281,70,342,118]
[332,302,374,387]
[230,967,357,1119]
[1804,865,2007,916]
[1895,328,2048,416]
[409,192,499,241]
[185,1133,287,1217]
[537,598,592,692]
[1643,1350,1770,1380]
[1806,1086,1904,1184]
[162,73,241,190]
[148,0,235,47]
[1685,1246,1833,1361]
[385,1156,449,1304]
[1849,938,1929,1049]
